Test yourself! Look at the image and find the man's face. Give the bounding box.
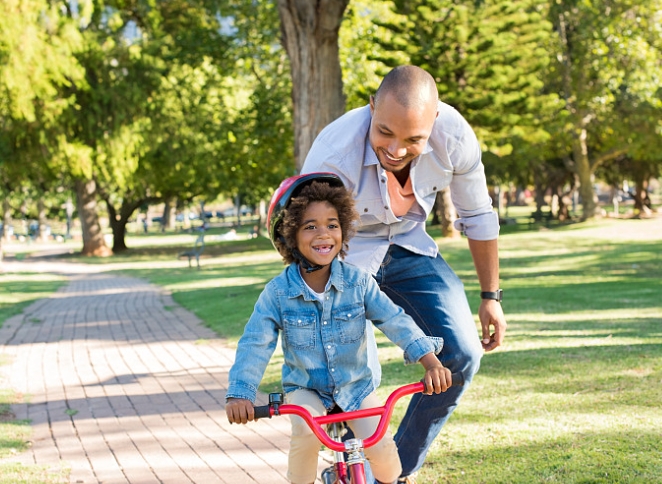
[369,92,438,174]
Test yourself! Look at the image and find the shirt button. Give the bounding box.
[384,206,389,210]
[327,345,332,349]
[433,186,437,190]
[364,208,369,213]
[346,314,351,317]
[331,368,335,372]
[323,321,328,325]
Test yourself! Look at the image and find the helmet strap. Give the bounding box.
[291,248,325,273]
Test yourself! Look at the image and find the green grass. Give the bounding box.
[0,273,66,329]
[0,381,68,483]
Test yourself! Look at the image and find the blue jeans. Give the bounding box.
[375,245,483,477]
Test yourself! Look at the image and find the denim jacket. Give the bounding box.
[226,258,443,411]
[301,102,499,275]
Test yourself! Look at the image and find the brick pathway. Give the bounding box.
[0,259,330,483]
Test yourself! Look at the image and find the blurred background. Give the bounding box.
[1,0,660,259]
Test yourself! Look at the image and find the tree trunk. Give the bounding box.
[632,176,653,217]
[277,0,349,170]
[532,171,546,217]
[2,198,11,242]
[106,198,145,252]
[433,187,459,238]
[571,127,597,220]
[162,197,176,231]
[75,178,112,257]
[37,198,50,243]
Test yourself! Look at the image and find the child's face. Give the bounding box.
[296,201,343,266]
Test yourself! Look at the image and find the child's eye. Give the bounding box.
[304,224,316,230]
[328,223,340,230]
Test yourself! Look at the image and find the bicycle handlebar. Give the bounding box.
[253,373,463,452]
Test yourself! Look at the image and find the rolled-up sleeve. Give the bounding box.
[403,336,444,365]
[446,113,500,241]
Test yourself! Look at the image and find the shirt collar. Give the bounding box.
[286,258,344,298]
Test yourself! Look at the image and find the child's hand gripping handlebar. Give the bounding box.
[253,373,463,452]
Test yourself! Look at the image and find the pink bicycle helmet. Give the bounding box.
[267,172,345,250]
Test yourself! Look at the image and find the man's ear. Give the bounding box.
[369,95,375,112]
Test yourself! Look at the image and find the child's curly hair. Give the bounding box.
[274,181,359,265]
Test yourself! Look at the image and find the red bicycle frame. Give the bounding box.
[253,379,462,483]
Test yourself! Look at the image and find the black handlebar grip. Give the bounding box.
[451,372,464,387]
[253,405,272,420]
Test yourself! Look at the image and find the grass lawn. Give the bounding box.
[1,215,661,483]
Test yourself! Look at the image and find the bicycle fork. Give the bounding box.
[321,422,367,484]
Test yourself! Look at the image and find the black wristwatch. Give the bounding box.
[480,289,503,303]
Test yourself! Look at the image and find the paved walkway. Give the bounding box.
[0,257,329,483]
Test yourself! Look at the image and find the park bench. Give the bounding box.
[178,232,205,268]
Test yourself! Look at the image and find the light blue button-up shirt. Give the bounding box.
[226,258,443,412]
[302,102,499,275]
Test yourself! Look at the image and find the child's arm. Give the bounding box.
[226,398,255,424]
[419,353,453,395]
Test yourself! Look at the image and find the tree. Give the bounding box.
[0,0,84,258]
[277,0,350,169]
[369,0,558,228]
[548,0,662,219]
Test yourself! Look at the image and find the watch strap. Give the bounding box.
[480,289,503,302]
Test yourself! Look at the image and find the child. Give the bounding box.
[225,173,452,484]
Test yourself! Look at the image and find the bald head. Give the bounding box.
[373,65,438,109]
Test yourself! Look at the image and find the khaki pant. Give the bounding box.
[286,389,402,484]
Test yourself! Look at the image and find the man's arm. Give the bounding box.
[467,238,507,352]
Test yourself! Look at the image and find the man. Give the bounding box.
[301,65,507,483]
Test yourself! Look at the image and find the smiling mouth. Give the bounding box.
[381,149,406,163]
[313,245,333,254]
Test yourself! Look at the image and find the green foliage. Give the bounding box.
[544,0,662,216]
[339,0,406,109]
[360,0,564,190]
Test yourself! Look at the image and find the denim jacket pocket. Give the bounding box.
[283,312,317,349]
[333,304,366,344]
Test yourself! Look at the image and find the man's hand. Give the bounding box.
[225,398,254,424]
[478,299,507,352]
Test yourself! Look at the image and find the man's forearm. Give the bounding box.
[467,238,500,291]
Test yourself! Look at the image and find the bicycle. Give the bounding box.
[253,373,463,484]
